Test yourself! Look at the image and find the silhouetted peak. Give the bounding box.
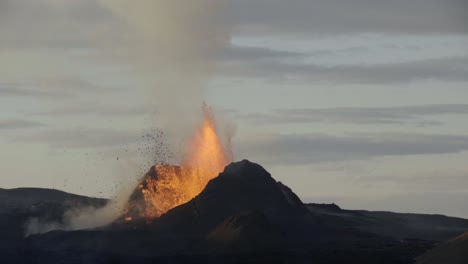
[221,160,271,180]
[199,160,288,208]
[158,160,313,240]
[307,203,342,212]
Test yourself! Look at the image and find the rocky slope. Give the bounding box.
[416,232,468,264]
[0,188,107,261]
[2,161,466,263]
[307,203,468,242]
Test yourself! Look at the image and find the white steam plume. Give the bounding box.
[24,1,232,233]
[98,0,231,145]
[25,161,138,235]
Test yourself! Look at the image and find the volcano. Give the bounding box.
[121,104,233,221]
[17,160,457,264]
[2,115,463,264]
[118,160,316,240]
[154,160,319,245]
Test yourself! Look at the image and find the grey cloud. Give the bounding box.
[2,0,465,53]
[235,133,468,165]
[0,0,112,49]
[219,45,368,64]
[357,170,468,192]
[32,103,150,117]
[220,45,304,61]
[307,47,370,58]
[241,104,468,125]
[230,0,468,35]
[0,119,45,130]
[221,56,468,84]
[2,1,466,88]
[0,78,118,99]
[0,83,67,97]
[13,128,139,148]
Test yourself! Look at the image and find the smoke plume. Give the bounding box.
[1,0,231,152]
[98,0,231,145]
[25,162,137,235]
[23,0,232,233]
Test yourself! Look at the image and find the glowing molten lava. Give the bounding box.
[126,104,232,219]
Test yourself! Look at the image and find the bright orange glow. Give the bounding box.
[127,104,232,219]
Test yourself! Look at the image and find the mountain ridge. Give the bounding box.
[1,160,467,263]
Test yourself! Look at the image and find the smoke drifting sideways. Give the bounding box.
[21,0,232,234]
[99,0,231,142]
[99,0,232,228]
[24,163,137,236]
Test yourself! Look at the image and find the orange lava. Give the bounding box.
[134,104,232,219]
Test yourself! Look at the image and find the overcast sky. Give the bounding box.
[1,0,468,218]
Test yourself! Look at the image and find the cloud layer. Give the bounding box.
[236,133,468,165]
[230,0,468,35]
[241,104,468,125]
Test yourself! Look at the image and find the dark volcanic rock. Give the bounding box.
[157,160,322,247]
[0,188,107,240]
[9,161,462,263]
[206,210,287,251]
[0,188,107,211]
[277,182,306,208]
[416,232,468,264]
[0,188,107,263]
[307,203,341,212]
[307,203,468,242]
